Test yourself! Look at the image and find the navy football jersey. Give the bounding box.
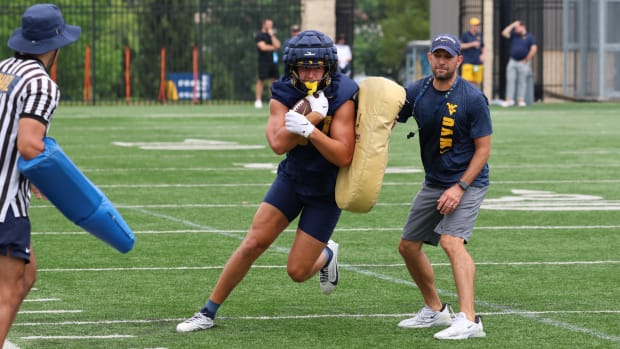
[271,73,359,196]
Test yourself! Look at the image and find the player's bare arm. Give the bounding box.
[17,117,47,160]
[266,99,305,154]
[307,99,355,167]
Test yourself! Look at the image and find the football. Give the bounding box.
[291,98,311,115]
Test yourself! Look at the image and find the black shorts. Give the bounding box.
[258,62,279,80]
[0,207,32,263]
[263,175,341,243]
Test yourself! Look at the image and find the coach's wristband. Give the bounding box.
[458,180,469,191]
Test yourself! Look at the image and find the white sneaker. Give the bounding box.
[319,240,339,294]
[517,100,527,107]
[176,312,214,332]
[501,100,515,107]
[433,312,486,340]
[3,339,20,349]
[398,303,453,328]
[254,99,263,109]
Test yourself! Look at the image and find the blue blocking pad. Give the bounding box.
[18,137,135,253]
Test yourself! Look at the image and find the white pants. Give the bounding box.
[505,58,532,102]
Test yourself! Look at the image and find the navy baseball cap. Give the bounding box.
[8,4,81,55]
[431,33,461,57]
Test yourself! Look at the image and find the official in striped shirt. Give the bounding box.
[0,4,80,344]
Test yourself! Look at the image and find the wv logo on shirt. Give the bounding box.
[439,103,458,154]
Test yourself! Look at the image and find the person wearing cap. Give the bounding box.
[281,24,300,77]
[394,33,492,340]
[0,3,80,344]
[282,24,300,51]
[460,17,485,89]
[501,20,537,107]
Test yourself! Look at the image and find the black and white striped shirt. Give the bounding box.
[0,56,59,222]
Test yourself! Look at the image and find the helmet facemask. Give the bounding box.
[283,30,338,95]
[290,60,331,95]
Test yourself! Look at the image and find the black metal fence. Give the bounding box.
[492,0,567,101]
[0,0,301,104]
[461,0,571,101]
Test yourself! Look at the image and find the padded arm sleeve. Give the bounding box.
[18,137,135,253]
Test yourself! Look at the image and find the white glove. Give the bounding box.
[285,110,315,138]
[305,91,328,118]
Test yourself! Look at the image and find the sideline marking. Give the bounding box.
[42,163,620,173]
[36,260,620,272]
[18,310,81,314]
[29,187,620,211]
[482,189,620,211]
[30,225,620,236]
[384,167,423,174]
[113,139,264,150]
[240,163,278,170]
[14,309,620,326]
[21,335,135,340]
[58,112,262,119]
[29,200,620,210]
[51,178,620,188]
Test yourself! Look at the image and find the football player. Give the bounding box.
[177,30,358,332]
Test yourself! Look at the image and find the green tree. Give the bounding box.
[0,1,301,103]
[198,0,300,100]
[133,0,300,101]
[91,0,138,102]
[132,0,198,101]
[354,0,429,82]
[0,0,134,103]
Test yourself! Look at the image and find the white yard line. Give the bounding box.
[29,179,613,189]
[20,335,134,340]
[13,309,620,325]
[18,310,81,314]
[30,224,620,237]
[36,260,620,273]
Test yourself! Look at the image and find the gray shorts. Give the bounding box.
[401,183,488,245]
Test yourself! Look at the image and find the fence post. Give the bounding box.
[83,45,92,103]
[125,46,131,104]
[192,46,198,104]
[158,47,166,104]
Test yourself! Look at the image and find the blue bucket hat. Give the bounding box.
[8,4,81,55]
[431,33,461,57]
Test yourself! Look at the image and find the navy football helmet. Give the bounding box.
[283,30,338,94]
